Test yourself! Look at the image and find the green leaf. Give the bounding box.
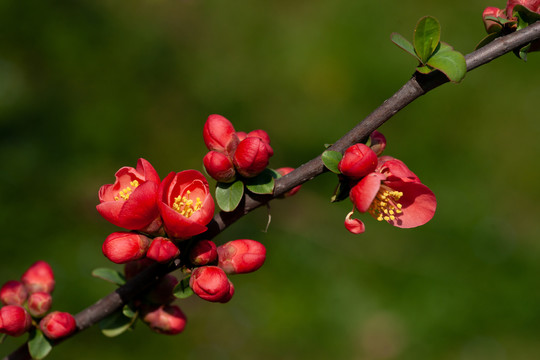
[514,43,531,61]
[426,42,466,83]
[514,4,540,30]
[173,276,193,299]
[330,179,351,203]
[28,329,53,360]
[122,304,137,319]
[321,151,343,174]
[91,268,126,286]
[475,32,501,50]
[245,169,275,195]
[416,64,435,74]
[215,180,244,212]
[99,310,135,338]
[391,32,421,62]
[414,16,441,63]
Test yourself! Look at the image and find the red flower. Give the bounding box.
[506,0,540,16]
[189,266,231,303]
[0,305,32,337]
[0,281,28,306]
[189,239,218,266]
[102,232,151,264]
[142,304,187,335]
[146,237,180,263]
[347,157,436,233]
[203,151,236,183]
[233,137,272,178]
[203,114,239,155]
[21,261,55,294]
[158,170,215,240]
[97,158,161,231]
[338,143,378,179]
[217,239,266,275]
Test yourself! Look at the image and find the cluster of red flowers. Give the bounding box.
[203,114,274,182]
[0,261,76,340]
[339,131,437,234]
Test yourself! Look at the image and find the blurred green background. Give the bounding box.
[1,0,540,359]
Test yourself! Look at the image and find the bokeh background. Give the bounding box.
[1,0,540,359]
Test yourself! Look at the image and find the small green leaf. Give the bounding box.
[28,329,53,360]
[416,64,435,74]
[321,151,343,174]
[173,276,193,299]
[99,310,135,338]
[0,333,7,344]
[514,4,540,30]
[475,32,501,50]
[426,42,466,83]
[414,16,441,63]
[515,43,531,61]
[215,180,244,212]
[330,180,351,203]
[391,32,421,62]
[245,169,275,195]
[122,304,137,319]
[91,268,126,286]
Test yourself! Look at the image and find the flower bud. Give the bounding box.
[142,304,187,335]
[483,7,505,33]
[27,292,53,318]
[203,151,236,183]
[39,311,77,340]
[145,274,178,305]
[146,237,180,263]
[21,261,55,294]
[276,167,301,197]
[102,232,151,264]
[233,137,272,178]
[247,129,274,156]
[369,130,386,156]
[124,258,155,280]
[189,240,218,266]
[203,114,239,154]
[218,279,235,304]
[189,266,231,302]
[236,131,247,141]
[338,143,378,179]
[0,281,28,306]
[217,239,266,275]
[0,305,32,337]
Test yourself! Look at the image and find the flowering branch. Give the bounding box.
[4,19,540,360]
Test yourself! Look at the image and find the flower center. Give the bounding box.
[368,187,403,221]
[114,180,140,201]
[173,190,202,218]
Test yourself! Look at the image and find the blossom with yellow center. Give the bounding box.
[172,190,202,218]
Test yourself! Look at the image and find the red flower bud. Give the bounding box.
[506,0,540,18]
[276,167,301,197]
[217,239,266,275]
[189,266,231,302]
[102,232,151,264]
[482,7,505,33]
[27,292,53,318]
[145,274,178,305]
[233,137,272,178]
[0,305,32,337]
[369,130,387,156]
[142,304,187,335]
[338,144,378,179]
[247,129,274,156]
[0,281,28,306]
[158,170,215,240]
[236,131,247,141]
[146,237,180,263]
[203,114,239,154]
[124,258,156,280]
[189,240,218,266]
[96,158,161,231]
[39,311,77,340]
[203,151,236,183]
[21,261,55,294]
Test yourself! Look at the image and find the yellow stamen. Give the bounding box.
[114,180,140,201]
[368,188,403,222]
[173,191,203,218]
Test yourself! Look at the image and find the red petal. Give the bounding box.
[384,180,436,228]
[350,173,382,213]
[344,212,365,234]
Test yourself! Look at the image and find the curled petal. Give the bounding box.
[344,211,365,234]
[349,173,383,213]
[378,157,420,183]
[384,180,437,228]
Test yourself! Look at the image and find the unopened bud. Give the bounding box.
[247,129,274,156]
[145,274,178,305]
[0,281,28,306]
[40,311,77,340]
[102,232,151,264]
[27,292,53,318]
[217,239,266,275]
[218,279,235,304]
[203,151,236,183]
[146,237,180,263]
[233,137,272,178]
[338,143,378,179]
[483,7,505,33]
[142,304,187,335]
[203,114,239,154]
[276,167,301,197]
[189,240,218,266]
[21,261,55,294]
[369,130,386,156]
[0,305,32,337]
[236,131,247,141]
[189,266,231,303]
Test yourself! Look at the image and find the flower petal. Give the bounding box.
[384,180,436,228]
[344,211,365,234]
[350,173,383,213]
